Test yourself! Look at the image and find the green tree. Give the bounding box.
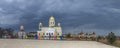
[5,28,14,36]
[107,32,116,44]
[0,27,5,38]
[97,36,102,42]
[66,33,71,38]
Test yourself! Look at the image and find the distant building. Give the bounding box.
[78,32,85,38]
[18,25,26,39]
[37,16,62,40]
[88,32,96,38]
[18,32,26,39]
[77,32,96,40]
[28,32,37,36]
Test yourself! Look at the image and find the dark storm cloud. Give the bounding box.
[0,0,120,35]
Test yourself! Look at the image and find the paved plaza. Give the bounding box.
[0,39,119,48]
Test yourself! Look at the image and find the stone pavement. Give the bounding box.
[0,39,119,48]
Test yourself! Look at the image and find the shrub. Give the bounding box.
[66,33,71,38]
[107,32,116,44]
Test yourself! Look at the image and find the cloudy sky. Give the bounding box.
[0,0,120,36]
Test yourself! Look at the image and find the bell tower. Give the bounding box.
[39,22,42,31]
[49,16,55,27]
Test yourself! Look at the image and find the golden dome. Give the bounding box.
[50,16,54,19]
[49,16,55,27]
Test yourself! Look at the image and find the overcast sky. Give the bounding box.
[0,0,120,36]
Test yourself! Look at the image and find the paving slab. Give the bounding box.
[0,39,119,48]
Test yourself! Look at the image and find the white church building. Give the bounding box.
[37,16,62,40]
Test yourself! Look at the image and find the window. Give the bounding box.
[51,22,52,24]
[51,33,53,35]
[49,33,50,35]
[46,33,48,35]
[43,33,45,35]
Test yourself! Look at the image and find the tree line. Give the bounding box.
[0,27,14,38]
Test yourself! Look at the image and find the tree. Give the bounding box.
[66,33,71,38]
[107,32,116,44]
[0,27,3,38]
[97,36,102,42]
[0,27,14,38]
[3,28,14,39]
[5,28,14,36]
[85,33,88,40]
[0,27,5,38]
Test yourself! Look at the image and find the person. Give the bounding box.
[38,33,40,40]
[22,35,23,39]
[60,36,63,40]
[54,36,57,40]
[35,34,38,39]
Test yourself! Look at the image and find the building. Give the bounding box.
[18,32,26,39]
[78,32,85,38]
[37,16,62,40]
[88,32,96,38]
[27,32,37,39]
[18,25,26,39]
[77,32,96,40]
[28,32,37,36]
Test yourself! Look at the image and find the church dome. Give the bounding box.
[50,16,54,19]
[20,25,24,31]
[49,16,55,27]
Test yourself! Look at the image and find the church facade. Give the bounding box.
[37,16,62,40]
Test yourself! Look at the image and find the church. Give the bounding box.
[37,16,62,40]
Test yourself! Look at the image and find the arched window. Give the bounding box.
[51,33,53,35]
[51,22,52,24]
[43,33,45,35]
[46,33,48,35]
[53,22,55,24]
[49,33,50,35]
